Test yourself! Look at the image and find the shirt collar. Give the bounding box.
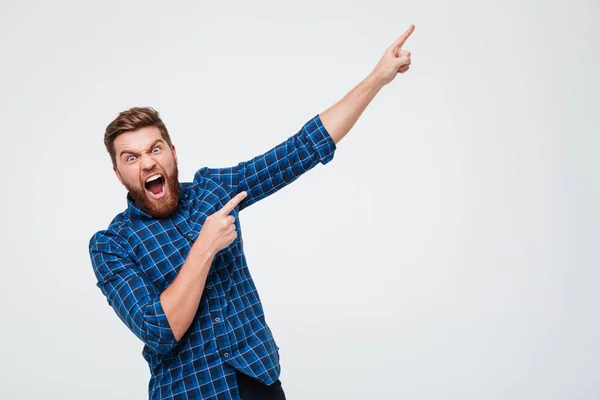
[126,192,154,220]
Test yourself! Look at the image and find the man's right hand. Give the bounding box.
[193,191,248,256]
[159,191,247,341]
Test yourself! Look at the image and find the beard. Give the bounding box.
[126,164,180,219]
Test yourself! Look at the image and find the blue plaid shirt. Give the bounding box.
[89,115,336,399]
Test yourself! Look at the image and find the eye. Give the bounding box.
[152,146,160,153]
[127,155,137,162]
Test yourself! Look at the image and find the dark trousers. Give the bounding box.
[235,369,287,400]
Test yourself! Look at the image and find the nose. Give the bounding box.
[140,153,157,170]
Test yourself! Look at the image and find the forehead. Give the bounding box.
[114,125,164,154]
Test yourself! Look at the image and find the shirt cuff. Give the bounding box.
[303,114,336,165]
[145,298,178,355]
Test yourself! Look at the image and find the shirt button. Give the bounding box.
[224,352,229,358]
[207,285,212,289]
[187,233,193,237]
[215,317,220,322]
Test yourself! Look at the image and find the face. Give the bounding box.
[113,126,180,219]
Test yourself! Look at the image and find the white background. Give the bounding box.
[1,0,599,399]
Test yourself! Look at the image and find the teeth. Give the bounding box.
[146,174,162,183]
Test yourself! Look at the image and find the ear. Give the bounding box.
[113,166,125,186]
[171,144,178,165]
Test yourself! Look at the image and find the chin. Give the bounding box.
[146,192,179,219]
[130,184,180,219]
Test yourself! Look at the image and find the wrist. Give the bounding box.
[189,242,215,263]
[366,70,388,90]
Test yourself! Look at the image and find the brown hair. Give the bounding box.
[104,107,173,167]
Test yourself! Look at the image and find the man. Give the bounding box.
[89,24,414,400]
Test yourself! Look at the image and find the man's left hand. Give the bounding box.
[371,24,415,86]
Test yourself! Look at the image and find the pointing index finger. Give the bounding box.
[391,24,415,52]
[221,191,248,215]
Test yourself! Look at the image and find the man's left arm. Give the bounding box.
[200,24,414,210]
[196,115,335,210]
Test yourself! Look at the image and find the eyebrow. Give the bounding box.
[119,139,165,159]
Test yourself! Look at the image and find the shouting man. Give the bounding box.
[89,25,414,400]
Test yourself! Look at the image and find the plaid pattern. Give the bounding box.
[89,115,336,399]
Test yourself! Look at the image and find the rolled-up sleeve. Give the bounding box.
[196,114,336,210]
[89,231,178,356]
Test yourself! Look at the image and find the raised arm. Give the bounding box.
[198,25,414,210]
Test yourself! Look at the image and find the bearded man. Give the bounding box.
[89,25,414,400]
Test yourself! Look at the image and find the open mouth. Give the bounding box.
[144,174,166,200]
